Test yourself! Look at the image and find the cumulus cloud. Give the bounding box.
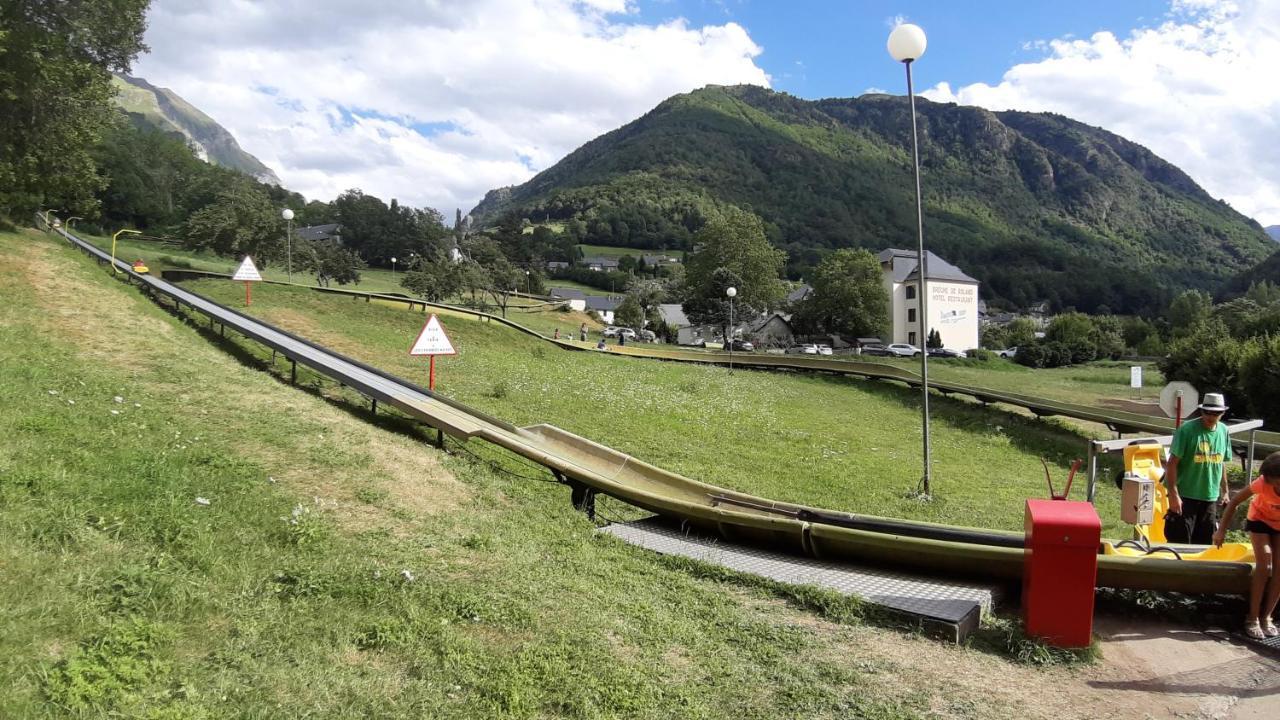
[134,0,769,214]
[923,0,1280,225]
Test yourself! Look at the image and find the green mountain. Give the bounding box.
[472,85,1273,315]
[111,74,281,185]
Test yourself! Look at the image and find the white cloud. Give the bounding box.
[923,0,1280,225]
[134,0,769,215]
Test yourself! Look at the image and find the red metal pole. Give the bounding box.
[429,355,436,391]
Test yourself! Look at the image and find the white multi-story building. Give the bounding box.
[878,248,980,351]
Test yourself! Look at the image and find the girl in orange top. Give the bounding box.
[1215,451,1280,639]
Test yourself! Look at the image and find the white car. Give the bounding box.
[617,328,637,340]
[816,344,833,356]
[603,326,620,338]
[886,343,922,357]
[786,344,819,355]
[997,346,1018,358]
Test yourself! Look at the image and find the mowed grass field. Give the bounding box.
[182,277,1130,536]
[2,228,1146,718]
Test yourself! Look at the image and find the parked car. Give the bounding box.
[786,344,820,355]
[860,344,892,356]
[602,326,620,338]
[638,329,656,342]
[816,344,833,356]
[886,343,922,357]
[997,346,1018,358]
[725,339,755,352]
[927,347,967,359]
[617,328,637,340]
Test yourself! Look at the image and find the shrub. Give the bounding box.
[1239,335,1280,428]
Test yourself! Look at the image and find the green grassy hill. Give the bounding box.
[473,85,1273,315]
[3,228,1145,717]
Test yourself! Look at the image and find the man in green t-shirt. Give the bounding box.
[1164,393,1232,544]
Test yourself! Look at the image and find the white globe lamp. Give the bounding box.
[887,23,927,63]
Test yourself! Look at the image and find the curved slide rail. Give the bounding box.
[52,226,1252,595]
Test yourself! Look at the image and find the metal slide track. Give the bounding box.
[49,225,1255,595]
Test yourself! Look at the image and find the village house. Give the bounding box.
[744,313,795,349]
[296,223,342,244]
[548,287,587,312]
[879,248,980,351]
[582,257,620,272]
[586,295,621,324]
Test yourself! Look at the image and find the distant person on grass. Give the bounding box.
[553,328,560,340]
[595,337,606,350]
[1164,392,1232,545]
[580,322,588,342]
[1214,451,1280,639]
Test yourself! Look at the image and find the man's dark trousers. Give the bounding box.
[1165,498,1218,544]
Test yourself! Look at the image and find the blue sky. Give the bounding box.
[135,0,1279,223]
[634,0,1170,99]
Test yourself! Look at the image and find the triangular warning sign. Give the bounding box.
[409,314,457,356]
[232,256,263,281]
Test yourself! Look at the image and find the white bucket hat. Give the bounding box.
[1198,392,1229,413]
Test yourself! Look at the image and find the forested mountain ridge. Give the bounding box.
[112,74,281,185]
[472,85,1272,314]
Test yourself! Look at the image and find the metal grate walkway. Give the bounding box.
[601,517,1005,642]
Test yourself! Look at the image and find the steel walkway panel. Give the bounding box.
[602,517,1004,642]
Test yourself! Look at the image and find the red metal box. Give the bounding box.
[1023,499,1101,648]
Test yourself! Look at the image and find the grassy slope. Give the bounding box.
[183,277,1129,536]
[4,229,1130,719]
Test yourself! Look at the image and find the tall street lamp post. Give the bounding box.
[726,286,737,374]
[281,208,294,281]
[888,22,933,497]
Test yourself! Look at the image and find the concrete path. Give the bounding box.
[1088,615,1280,719]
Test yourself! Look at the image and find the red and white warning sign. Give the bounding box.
[409,314,455,390]
[232,256,262,306]
[232,256,262,281]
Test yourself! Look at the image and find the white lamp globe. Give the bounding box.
[726,286,737,298]
[391,257,397,263]
[887,23,927,62]
[281,208,294,221]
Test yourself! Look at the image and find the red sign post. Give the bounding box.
[408,314,456,391]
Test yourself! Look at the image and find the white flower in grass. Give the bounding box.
[47,390,58,396]
[194,497,211,506]
[110,410,120,415]
[400,569,415,583]
[113,396,123,403]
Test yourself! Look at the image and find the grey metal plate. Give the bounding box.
[602,517,1003,639]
